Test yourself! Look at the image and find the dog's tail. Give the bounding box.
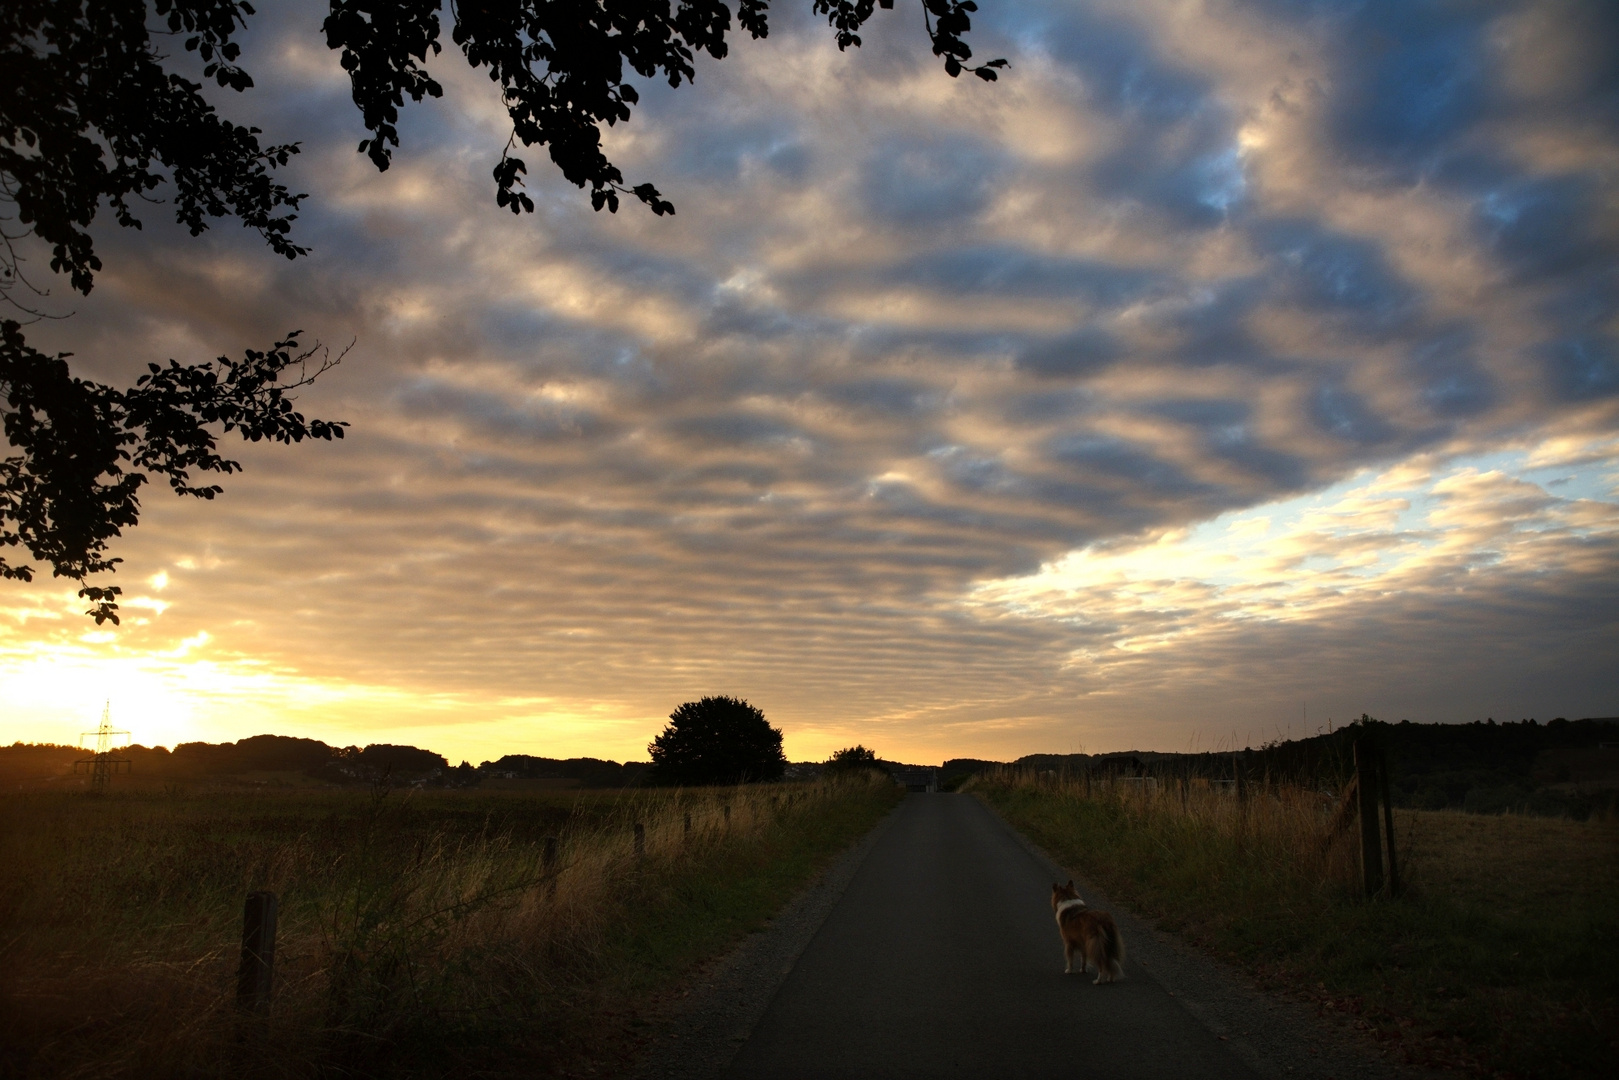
[1105,918,1127,977]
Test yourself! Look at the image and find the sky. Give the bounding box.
[2,0,1616,766]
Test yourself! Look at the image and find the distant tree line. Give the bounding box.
[481,754,651,787]
[2,734,658,789]
[0,734,479,787]
[13,715,1609,814]
[957,716,1619,819]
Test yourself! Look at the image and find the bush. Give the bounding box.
[647,696,786,786]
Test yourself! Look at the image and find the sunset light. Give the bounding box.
[3,0,1614,765]
[5,3,1616,1076]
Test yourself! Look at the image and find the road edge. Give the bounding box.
[622,798,905,1080]
[970,792,1444,1080]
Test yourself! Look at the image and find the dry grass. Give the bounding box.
[0,774,900,1078]
[970,769,1619,1080]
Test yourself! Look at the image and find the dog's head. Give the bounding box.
[1051,879,1082,911]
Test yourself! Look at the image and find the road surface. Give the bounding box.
[726,793,1258,1079]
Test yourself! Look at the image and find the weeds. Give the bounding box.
[0,773,900,1077]
[969,768,1618,1080]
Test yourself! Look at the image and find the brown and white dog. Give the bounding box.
[1051,880,1126,983]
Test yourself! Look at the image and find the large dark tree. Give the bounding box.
[2,1,1002,622]
[648,695,786,785]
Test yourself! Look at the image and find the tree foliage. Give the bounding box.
[324,0,1004,216]
[1,324,347,620]
[2,1,1002,620]
[648,695,786,785]
[825,743,880,772]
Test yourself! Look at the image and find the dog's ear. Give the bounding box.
[1066,879,1074,889]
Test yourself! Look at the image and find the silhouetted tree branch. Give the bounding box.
[2,1,1003,619]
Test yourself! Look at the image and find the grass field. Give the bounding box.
[969,770,1619,1080]
[0,774,901,1078]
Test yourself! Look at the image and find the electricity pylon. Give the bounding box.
[75,701,130,794]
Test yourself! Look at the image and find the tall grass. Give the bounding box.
[970,768,1619,1080]
[0,773,900,1078]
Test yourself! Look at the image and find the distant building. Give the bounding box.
[890,766,938,793]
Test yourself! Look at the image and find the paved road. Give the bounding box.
[727,793,1258,1080]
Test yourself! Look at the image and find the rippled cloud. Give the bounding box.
[2,0,1615,762]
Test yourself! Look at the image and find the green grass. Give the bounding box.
[0,775,901,1078]
[970,771,1619,1080]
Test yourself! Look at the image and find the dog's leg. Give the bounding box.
[1063,940,1075,974]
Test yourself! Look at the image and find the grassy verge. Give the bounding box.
[969,770,1618,1079]
[0,773,901,1078]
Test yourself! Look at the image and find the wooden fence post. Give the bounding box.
[1377,749,1400,896]
[683,811,692,838]
[722,804,731,828]
[1353,739,1384,897]
[236,891,277,1012]
[633,822,646,859]
[542,836,559,897]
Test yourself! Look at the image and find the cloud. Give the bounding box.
[969,437,1619,726]
[1542,335,1619,402]
[861,133,1004,226]
[1255,219,1420,333]
[3,0,1616,763]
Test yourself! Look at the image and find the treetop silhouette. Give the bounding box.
[648,695,787,785]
